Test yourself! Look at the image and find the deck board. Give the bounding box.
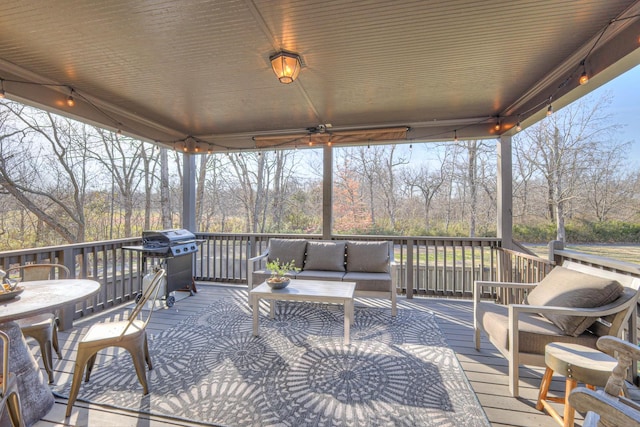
[30,284,580,426]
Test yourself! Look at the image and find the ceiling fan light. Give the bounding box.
[270,51,302,84]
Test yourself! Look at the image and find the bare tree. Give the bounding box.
[402,165,445,232]
[517,95,619,241]
[86,129,147,237]
[0,102,91,243]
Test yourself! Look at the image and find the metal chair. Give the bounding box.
[65,269,166,418]
[7,263,70,384]
[0,330,25,427]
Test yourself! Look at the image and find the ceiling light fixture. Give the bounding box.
[270,50,302,84]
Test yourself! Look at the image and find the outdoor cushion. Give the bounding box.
[295,270,345,281]
[346,241,390,273]
[303,241,346,271]
[267,238,307,271]
[342,272,392,292]
[525,266,624,336]
[477,302,598,353]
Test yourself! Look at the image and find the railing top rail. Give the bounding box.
[0,237,141,257]
[195,232,501,243]
[555,248,640,277]
[499,247,554,265]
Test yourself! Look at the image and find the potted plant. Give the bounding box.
[265,258,300,289]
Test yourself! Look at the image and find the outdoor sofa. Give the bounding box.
[248,239,397,316]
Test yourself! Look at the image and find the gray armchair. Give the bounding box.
[474,261,640,397]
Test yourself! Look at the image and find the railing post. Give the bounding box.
[406,239,414,299]
[548,240,564,265]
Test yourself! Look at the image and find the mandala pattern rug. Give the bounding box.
[54,298,490,426]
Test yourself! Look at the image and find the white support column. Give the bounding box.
[322,145,333,240]
[182,153,197,232]
[497,135,513,250]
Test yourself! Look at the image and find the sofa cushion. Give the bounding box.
[295,270,345,281]
[525,266,624,337]
[267,238,307,271]
[346,241,390,273]
[303,241,346,271]
[477,302,598,353]
[342,272,392,292]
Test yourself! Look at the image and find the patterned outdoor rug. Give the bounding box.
[55,297,490,426]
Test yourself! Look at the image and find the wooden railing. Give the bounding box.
[194,233,502,298]
[0,237,143,323]
[4,235,640,326]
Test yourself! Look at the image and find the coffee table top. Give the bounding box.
[251,279,355,300]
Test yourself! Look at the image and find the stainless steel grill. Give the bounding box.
[124,229,199,307]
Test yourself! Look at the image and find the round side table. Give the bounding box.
[536,342,618,427]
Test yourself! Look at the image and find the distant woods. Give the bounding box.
[0,92,638,250]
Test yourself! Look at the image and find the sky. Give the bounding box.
[590,64,640,159]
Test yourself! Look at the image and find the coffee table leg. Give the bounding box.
[252,295,259,336]
[269,301,275,319]
[344,299,353,345]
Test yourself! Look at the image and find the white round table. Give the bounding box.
[0,279,100,426]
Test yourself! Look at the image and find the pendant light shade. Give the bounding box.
[270,51,302,84]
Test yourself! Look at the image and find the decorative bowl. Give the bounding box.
[266,278,290,289]
[0,285,25,302]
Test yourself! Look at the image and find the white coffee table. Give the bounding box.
[250,279,356,344]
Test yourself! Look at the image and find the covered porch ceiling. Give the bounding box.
[0,1,639,153]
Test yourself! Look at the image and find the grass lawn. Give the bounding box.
[524,243,640,265]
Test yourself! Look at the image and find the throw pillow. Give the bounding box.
[267,239,307,270]
[303,241,346,271]
[346,241,390,273]
[525,266,624,336]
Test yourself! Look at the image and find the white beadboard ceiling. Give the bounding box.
[0,0,638,151]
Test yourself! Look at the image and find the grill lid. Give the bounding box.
[142,229,196,246]
[142,229,198,256]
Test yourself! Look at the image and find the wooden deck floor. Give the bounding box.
[30,284,578,427]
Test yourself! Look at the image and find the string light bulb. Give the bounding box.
[454,130,458,142]
[516,121,522,132]
[579,70,589,85]
[579,60,589,85]
[494,118,501,132]
[547,104,553,116]
[0,79,5,98]
[66,89,75,107]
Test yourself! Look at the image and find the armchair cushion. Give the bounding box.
[525,266,624,336]
[346,241,390,273]
[303,241,346,271]
[478,303,598,353]
[267,238,307,270]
